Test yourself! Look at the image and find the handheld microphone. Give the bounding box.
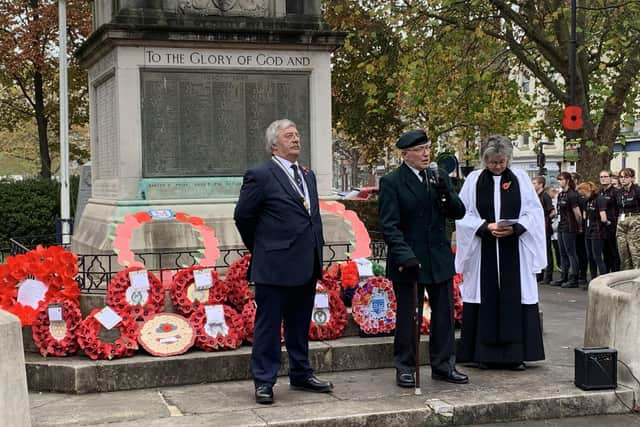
[429,162,439,179]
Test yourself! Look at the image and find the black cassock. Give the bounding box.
[458,169,545,365]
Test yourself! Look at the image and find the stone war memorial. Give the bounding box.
[73,0,346,257]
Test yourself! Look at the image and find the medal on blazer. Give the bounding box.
[272,156,311,213]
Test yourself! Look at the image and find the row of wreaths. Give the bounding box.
[0,247,463,361]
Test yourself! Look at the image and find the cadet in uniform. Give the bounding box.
[616,168,640,270]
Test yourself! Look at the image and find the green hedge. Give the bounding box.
[0,177,79,248]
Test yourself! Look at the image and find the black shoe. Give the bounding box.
[432,368,469,384]
[550,277,566,286]
[561,281,578,288]
[396,371,415,388]
[290,375,333,393]
[255,385,274,404]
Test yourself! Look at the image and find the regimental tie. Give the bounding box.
[291,164,305,194]
[419,170,427,185]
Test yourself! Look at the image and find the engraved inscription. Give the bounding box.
[141,70,310,178]
[95,77,117,179]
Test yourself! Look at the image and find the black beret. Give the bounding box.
[396,130,429,149]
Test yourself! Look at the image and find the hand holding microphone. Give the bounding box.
[429,162,449,206]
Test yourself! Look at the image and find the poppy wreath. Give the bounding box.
[31,298,82,357]
[0,245,80,326]
[170,266,229,316]
[225,278,253,312]
[106,267,165,320]
[320,270,341,293]
[308,283,347,341]
[189,304,245,351]
[77,308,140,360]
[351,276,397,335]
[225,253,251,281]
[453,273,464,324]
[420,294,432,335]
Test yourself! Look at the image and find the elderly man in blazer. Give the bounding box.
[378,129,469,387]
[234,119,332,405]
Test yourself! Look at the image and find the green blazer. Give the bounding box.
[378,163,466,284]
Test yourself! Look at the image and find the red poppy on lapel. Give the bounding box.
[300,165,309,174]
[502,181,511,191]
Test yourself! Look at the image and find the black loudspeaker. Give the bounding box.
[574,346,617,390]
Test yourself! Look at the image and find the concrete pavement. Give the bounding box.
[28,285,639,426]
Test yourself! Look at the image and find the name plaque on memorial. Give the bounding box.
[141,70,310,178]
[138,177,243,200]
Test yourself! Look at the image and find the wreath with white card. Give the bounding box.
[189,304,245,351]
[77,306,139,360]
[170,266,228,316]
[308,281,347,341]
[106,267,165,320]
[31,298,82,357]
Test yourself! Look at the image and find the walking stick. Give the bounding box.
[413,279,422,395]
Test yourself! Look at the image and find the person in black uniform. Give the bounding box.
[572,173,589,287]
[378,129,468,387]
[552,172,582,288]
[533,176,555,284]
[577,181,608,280]
[598,170,620,272]
[616,168,640,270]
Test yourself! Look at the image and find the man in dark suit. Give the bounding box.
[378,129,468,387]
[234,119,332,405]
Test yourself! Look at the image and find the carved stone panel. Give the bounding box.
[178,0,269,16]
[141,70,310,177]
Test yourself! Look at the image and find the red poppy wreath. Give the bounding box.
[170,266,229,316]
[309,282,347,341]
[189,304,245,351]
[31,298,82,357]
[351,276,397,335]
[0,245,80,326]
[77,307,140,360]
[106,267,165,320]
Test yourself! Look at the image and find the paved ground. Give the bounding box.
[28,285,640,426]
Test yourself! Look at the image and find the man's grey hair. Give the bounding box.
[481,134,513,166]
[265,119,297,153]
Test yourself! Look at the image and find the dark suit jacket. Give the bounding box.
[378,163,465,284]
[234,159,324,286]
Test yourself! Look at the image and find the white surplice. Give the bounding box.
[454,168,547,304]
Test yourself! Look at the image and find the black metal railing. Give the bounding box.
[5,235,388,295]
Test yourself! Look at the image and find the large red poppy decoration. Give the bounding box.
[170,266,229,316]
[0,245,80,326]
[77,308,139,360]
[189,304,245,351]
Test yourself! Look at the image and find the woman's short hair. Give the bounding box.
[265,119,297,153]
[481,135,513,166]
[619,167,636,178]
[576,181,598,195]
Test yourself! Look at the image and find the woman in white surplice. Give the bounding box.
[455,135,546,370]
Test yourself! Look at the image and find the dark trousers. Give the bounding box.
[585,238,607,277]
[392,279,455,374]
[602,223,620,272]
[576,232,588,280]
[558,232,579,278]
[251,280,316,387]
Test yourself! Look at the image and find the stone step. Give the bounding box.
[25,334,433,394]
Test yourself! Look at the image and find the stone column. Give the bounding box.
[0,310,31,427]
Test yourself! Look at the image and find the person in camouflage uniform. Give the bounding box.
[615,168,640,270]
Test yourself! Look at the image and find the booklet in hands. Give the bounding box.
[496,219,518,228]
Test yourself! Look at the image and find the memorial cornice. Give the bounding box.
[77,20,346,66]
